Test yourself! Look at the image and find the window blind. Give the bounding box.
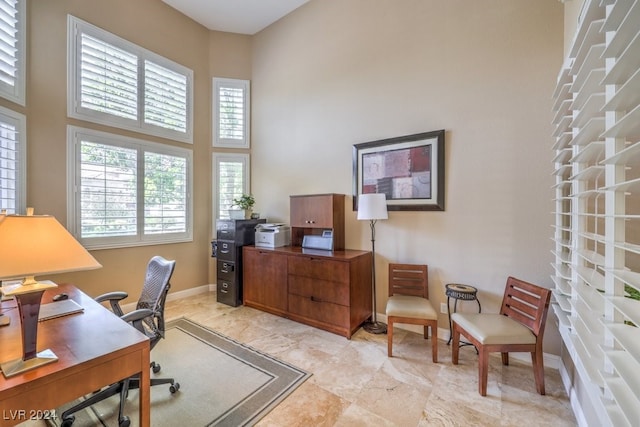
[552,0,640,425]
[0,0,24,104]
[80,33,138,120]
[144,60,188,133]
[70,126,193,249]
[79,141,137,238]
[0,119,18,213]
[144,151,187,234]
[69,16,193,143]
[213,153,249,221]
[213,78,250,148]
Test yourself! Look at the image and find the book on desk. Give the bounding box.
[38,299,84,321]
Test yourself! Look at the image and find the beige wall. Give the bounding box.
[15,0,248,300]
[10,0,565,353]
[250,0,564,352]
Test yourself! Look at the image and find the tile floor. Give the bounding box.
[164,291,577,426]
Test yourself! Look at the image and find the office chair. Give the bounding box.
[385,263,438,363]
[451,276,551,396]
[61,256,180,427]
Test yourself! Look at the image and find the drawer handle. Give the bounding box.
[310,296,322,303]
[305,220,315,224]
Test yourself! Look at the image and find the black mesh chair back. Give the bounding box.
[137,255,176,346]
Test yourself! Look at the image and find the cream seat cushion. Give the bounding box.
[451,313,535,345]
[386,295,438,320]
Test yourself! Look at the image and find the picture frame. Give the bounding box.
[352,130,445,211]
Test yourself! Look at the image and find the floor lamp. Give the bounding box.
[357,193,388,334]
[0,210,102,377]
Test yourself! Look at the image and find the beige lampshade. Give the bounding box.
[357,193,388,221]
[0,214,102,281]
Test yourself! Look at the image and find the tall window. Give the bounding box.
[0,0,25,105]
[0,105,25,213]
[68,126,192,249]
[213,78,250,148]
[67,16,193,143]
[213,153,249,223]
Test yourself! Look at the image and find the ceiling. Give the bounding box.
[162,0,311,35]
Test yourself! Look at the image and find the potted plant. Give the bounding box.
[231,194,255,219]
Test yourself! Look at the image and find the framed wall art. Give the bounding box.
[352,130,445,211]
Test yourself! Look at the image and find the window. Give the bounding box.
[0,105,24,213]
[0,0,25,105]
[213,78,250,148]
[67,16,193,143]
[213,153,249,224]
[67,126,192,249]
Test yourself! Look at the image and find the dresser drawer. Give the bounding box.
[288,275,349,306]
[288,294,349,327]
[288,256,348,283]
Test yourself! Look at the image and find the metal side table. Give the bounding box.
[445,283,481,347]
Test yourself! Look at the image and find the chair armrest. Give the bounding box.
[95,291,129,317]
[121,308,153,334]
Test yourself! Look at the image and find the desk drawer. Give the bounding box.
[288,256,348,283]
[288,293,349,327]
[288,275,349,306]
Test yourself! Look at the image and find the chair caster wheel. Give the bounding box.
[170,382,180,393]
[152,362,161,373]
[61,416,75,427]
[119,416,130,427]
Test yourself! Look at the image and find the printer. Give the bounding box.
[255,223,291,248]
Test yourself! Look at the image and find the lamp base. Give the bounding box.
[0,349,58,378]
[363,320,387,334]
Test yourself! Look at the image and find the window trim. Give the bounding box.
[67,125,193,250]
[0,0,25,105]
[212,152,250,231]
[0,104,25,213]
[67,15,194,144]
[213,77,250,149]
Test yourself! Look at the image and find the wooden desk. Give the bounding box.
[0,284,150,427]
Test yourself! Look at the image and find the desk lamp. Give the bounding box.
[357,193,388,334]
[0,210,102,377]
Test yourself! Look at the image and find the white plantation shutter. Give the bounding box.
[0,0,24,105]
[213,153,249,222]
[144,152,187,234]
[144,60,188,133]
[79,141,137,238]
[213,78,250,148]
[68,16,193,143]
[69,126,193,249]
[0,106,24,214]
[551,0,640,425]
[80,34,138,120]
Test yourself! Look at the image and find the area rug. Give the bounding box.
[51,317,310,426]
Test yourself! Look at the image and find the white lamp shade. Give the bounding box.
[0,215,102,280]
[357,193,388,221]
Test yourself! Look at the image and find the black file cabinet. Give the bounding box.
[214,218,265,306]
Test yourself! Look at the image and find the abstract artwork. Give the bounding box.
[353,130,445,211]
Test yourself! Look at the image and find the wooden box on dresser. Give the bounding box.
[243,193,372,339]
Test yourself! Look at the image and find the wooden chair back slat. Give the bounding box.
[388,263,428,299]
[500,276,551,336]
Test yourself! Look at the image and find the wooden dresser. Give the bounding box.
[242,193,372,338]
[243,246,372,338]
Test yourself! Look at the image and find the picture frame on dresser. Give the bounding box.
[352,129,445,211]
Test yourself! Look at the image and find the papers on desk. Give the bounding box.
[38,299,84,321]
